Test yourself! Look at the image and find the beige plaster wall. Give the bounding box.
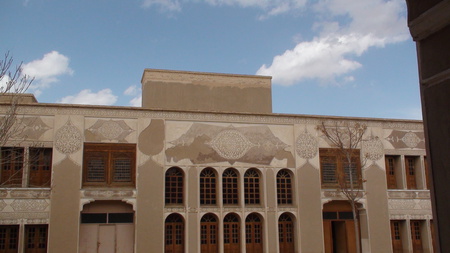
[48,115,84,253]
[141,69,272,114]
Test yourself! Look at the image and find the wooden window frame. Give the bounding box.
[319,148,361,189]
[200,214,218,253]
[0,147,24,187]
[223,214,240,252]
[277,169,293,205]
[222,168,238,205]
[0,225,19,253]
[24,225,48,253]
[28,148,52,188]
[83,143,136,187]
[405,156,417,189]
[165,214,184,253]
[385,156,398,189]
[165,167,184,205]
[200,168,217,205]
[244,169,261,205]
[278,213,295,253]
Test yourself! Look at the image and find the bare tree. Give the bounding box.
[0,51,35,187]
[316,121,368,253]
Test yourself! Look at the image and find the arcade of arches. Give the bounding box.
[164,212,296,253]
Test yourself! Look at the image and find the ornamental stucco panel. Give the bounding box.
[294,124,320,169]
[388,198,432,219]
[53,115,84,165]
[84,117,136,143]
[382,128,426,150]
[165,121,294,167]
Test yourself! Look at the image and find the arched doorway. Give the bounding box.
[323,201,358,253]
[223,213,240,253]
[278,213,295,253]
[79,201,135,253]
[245,213,263,253]
[201,213,218,253]
[165,213,184,253]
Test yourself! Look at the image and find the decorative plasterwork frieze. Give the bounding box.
[0,212,49,221]
[383,149,426,156]
[81,189,136,199]
[13,105,423,130]
[388,199,432,218]
[0,189,51,199]
[10,199,49,211]
[387,190,430,199]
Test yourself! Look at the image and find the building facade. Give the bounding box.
[0,69,433,253]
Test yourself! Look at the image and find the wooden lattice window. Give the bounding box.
[25,225,48,253]
[390,220,403,253]
[0,225,19,253]
[277,169,293,205]
[244,168,260,205]
[200,168,217,205]
[385,156,397,189]
[165,167,184,205]
[29,148,52,187]
[0,147,24,187]
[405,156,417,189]
[222,168,238,205]
[83,143,135,187]
[319,149,361,188]
[165,214,184,253]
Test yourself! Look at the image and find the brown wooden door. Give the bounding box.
[24,225,47,253]
[411,220,423,253]
[201,214,218,253]
[0,225,19,253]
[245,214,263,253]
[385,156,397,189]
[323,220,333,253]
[278,214,295,253]
[165,214,184,253]
[405,157,417,189]
[224,214,240,253]
[390,221,403,253]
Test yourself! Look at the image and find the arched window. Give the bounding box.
[277,169,293,205]
[165,167,183,204]
[223,214,240,253]
[278,213,295,253]
[223,168,239,205]
[244,168,260,205]
[201,214,218,253]
[200,168,217,205]
[165,214,184,253]
[245,213,263,253]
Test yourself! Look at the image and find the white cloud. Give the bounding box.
[58,89,117,105]
[129,96,142,107]
[123,85,142,107]
[257,0,409,86]
[141,0,307,15]
[22,51,73,94]
[0,75,11,92]
[124,85,139,96]
[141,0,181,12]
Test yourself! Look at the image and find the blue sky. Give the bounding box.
[1,0,421,119]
